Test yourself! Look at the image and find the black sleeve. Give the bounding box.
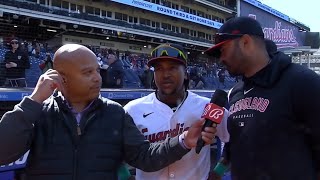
[292,69,320,173]
[17,52,30,69]
[115,66,124,80]
[4,51,10,63]
[123,113,190,172]
[222,142,231,162]
[0,97,42,165]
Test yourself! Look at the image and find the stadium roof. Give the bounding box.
[283,46,319,55]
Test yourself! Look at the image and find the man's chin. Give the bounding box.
[159,90,175,96]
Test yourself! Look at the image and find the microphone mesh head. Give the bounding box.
[211,89,228,107]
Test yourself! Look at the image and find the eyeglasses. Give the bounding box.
[214,33,244,44]
[151,45,187,62]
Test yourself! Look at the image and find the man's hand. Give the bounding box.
[116,78,121,85]
[10,62,17,67]
[29,69,64,104]
[5,63,13,68]
[184,119,217,148]
[5,62,17,68]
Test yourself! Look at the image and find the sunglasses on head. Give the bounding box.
[151,45,187,62]
[214,33,245,44]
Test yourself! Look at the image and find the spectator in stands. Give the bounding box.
[32,41,41,58]
[3,38,30,87]
[0,44,217,180]
[139,64,153,89]
[124,43,229,180]
[190,72,206,89]
[39,53,53,74]
[98,55,109,88]
[106,52,124,88]
[217,68,226,89]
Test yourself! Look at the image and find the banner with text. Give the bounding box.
[111,0,222,29]
[240,1,304,49]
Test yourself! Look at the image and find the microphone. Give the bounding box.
[195,89,228,154]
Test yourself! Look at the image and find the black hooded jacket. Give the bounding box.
[227,52,320,180]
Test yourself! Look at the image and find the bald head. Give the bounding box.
[53,44,96,74]
[51,44,101,103]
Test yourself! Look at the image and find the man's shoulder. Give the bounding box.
[124,93,155,110]
[100,97,123,108]
[187,91,210,102]
[283,63,320,84]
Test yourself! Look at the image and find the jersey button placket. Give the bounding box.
[169,173,175,179]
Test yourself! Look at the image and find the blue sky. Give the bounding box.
[260,0,320,32]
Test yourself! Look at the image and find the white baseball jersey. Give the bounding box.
[124,91,229,180]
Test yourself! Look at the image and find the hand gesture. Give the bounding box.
[5,63,13,68]
[10,62,17,67]
[29,69,64,104]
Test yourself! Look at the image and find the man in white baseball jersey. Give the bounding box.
[124,43,229,180]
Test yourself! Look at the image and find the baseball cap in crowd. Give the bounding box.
[147,43,187,67]
[205,17,265,57]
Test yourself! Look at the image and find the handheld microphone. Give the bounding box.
[195,89,228,154]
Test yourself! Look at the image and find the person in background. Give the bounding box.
[106,52,124,88]
[4,38,30,87]
[39,53,53,74]
[139,64,153,89]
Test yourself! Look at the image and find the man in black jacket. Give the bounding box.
[0,44,217,180]
[106,52,124,88]
[205,17,320,180]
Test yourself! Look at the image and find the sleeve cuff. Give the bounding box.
[178,132,192,150]
[18,96,43,123]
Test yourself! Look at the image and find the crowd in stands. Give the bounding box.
[0,0,212,44]
[0,37,237,90]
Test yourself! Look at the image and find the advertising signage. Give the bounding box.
[111,0,223,29]
[240,0,304,49]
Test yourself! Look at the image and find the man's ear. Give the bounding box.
[239,34,254,54]
[60,73,67,84]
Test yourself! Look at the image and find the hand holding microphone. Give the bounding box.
[195,89,228,154]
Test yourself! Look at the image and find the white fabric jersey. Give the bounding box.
[124,91,229,180]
